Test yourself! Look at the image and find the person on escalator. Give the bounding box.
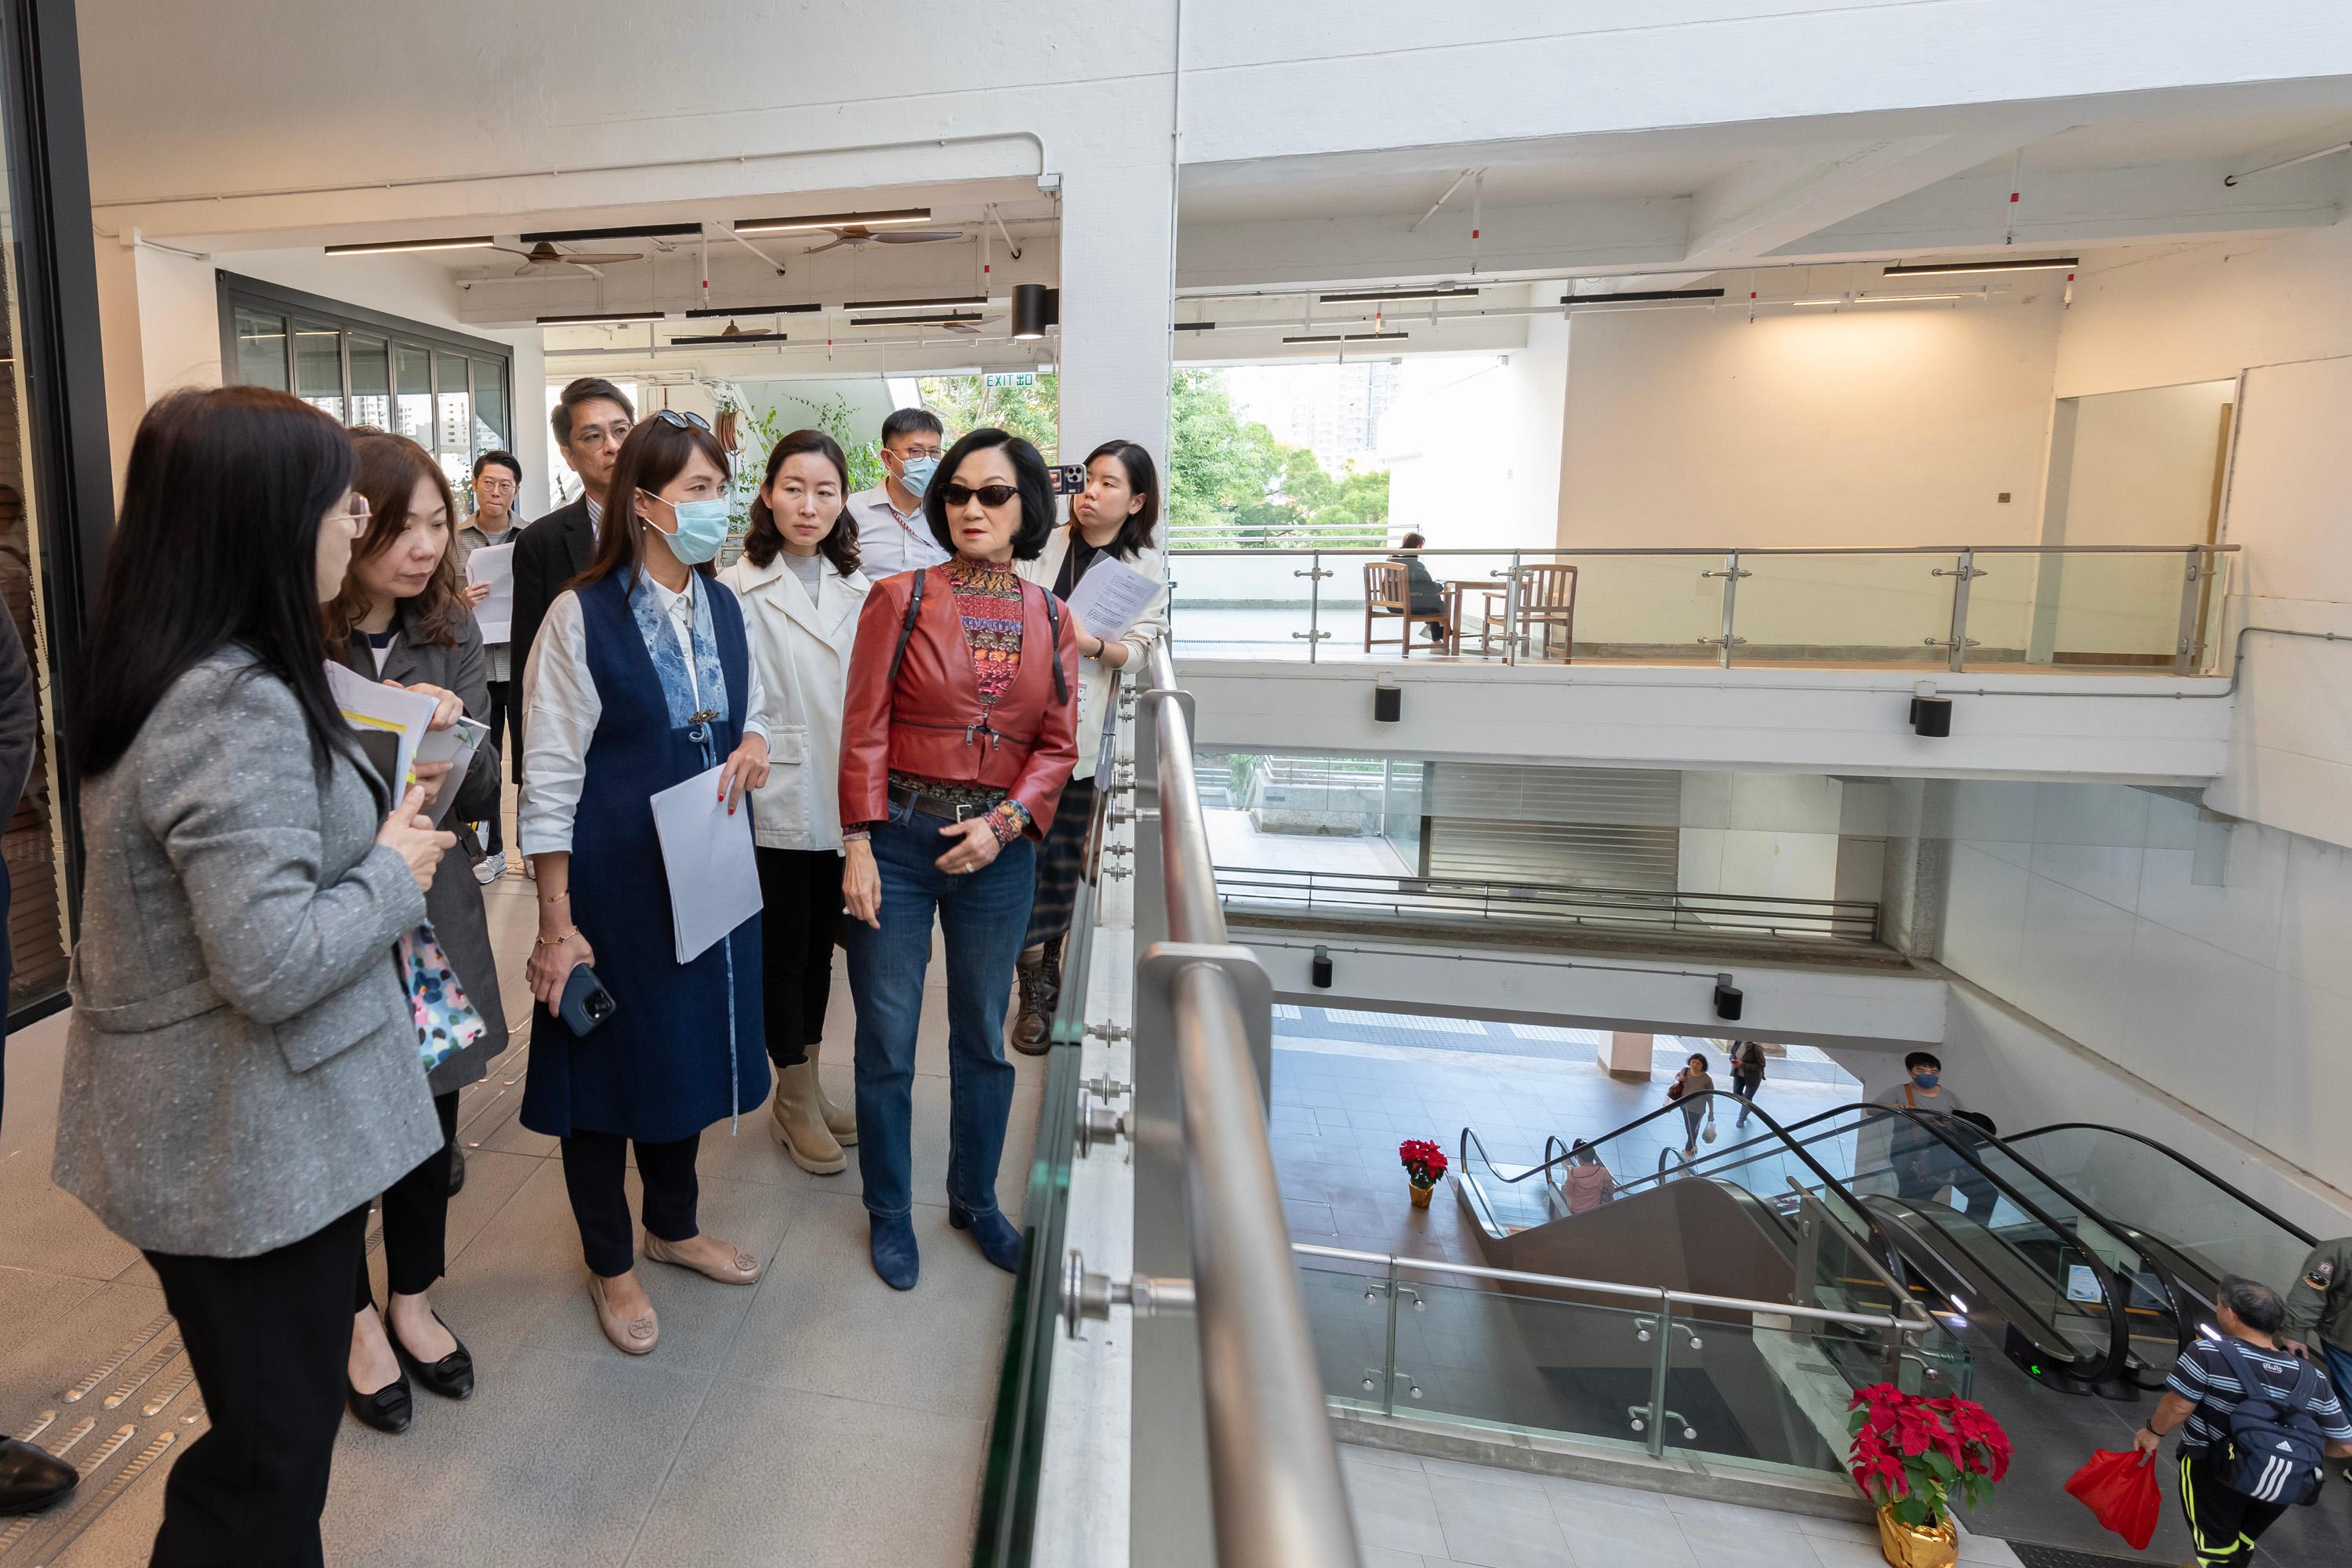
[2136,1276,2352,1566]
[1668,1054,1714,1156]
[1874,1051,1970,1206]
[2284,1234,2352,1479]
[1561,1140,1617,1214]
[1727,1040,1767,1127]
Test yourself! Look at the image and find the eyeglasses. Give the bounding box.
[942,482,1020,508]
[340,495,371,535]
[652,408,712,432]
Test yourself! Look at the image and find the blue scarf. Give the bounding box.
[626,570,728,735]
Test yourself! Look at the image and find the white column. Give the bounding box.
[1606,1031,1654,1081]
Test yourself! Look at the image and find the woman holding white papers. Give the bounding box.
[325,430,507,1430]
[1009,440,1167,1052]
[718,430,869,1175]
[517,410,771,1356]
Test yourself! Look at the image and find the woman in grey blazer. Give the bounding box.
[326,430,510,1431]
[52,387,454,1568]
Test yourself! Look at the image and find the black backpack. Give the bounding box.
[2209,1338,2329,1506]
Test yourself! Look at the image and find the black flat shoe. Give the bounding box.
[0,1437,77,1515]
[347,1370,412,1434]
[390,1312,475,1401]
[446,1143,466,1197]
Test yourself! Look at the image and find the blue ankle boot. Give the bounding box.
[950,1203,1023,1272]
[868,1213,920,1290]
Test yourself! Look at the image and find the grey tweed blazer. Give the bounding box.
[51,651,443,1258]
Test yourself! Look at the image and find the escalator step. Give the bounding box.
[2010,1543,2154,1568]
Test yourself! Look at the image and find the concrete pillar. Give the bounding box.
[1606,1031,1654,1081]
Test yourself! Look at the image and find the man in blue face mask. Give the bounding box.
[849,407,950,580]
[1871,1051,1980,1209]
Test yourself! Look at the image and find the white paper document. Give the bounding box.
[1061,555,1160,640]
[466,543,517,644]
[325,661,440,793]
[649,763,763,964]
[418,717,490,826]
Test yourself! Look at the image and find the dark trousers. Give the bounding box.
[2177,1446,2288,1566]
[355,1091,459,1309]
[755,845,842,1070]
[143,1207,368,1568]
[1023,775,1094,953]
[558,1130,702,1278]
[1730,1073,1762,1119]
[481,677,518,851]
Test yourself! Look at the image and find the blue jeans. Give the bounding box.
[844,801,1036,1221]
[2322,1340,2352,1407]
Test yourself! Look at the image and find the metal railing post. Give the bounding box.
[1929,549,1984,673]
[1700,553,1748,666]
[1643,1300,1674,1459]
[2174,546,2205,676]
[1501,553,1522,666]
[1381,1256,1401,1419]
[1292,550,1331,663]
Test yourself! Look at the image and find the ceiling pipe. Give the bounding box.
[715,224,793,276]
[984,203,1024,262]
[1408,169,1476,235]
[2223,139,2352,187]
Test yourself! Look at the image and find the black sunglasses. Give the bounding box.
[942,482,1021,508]
[652,408,712,432]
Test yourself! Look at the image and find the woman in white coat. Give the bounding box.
[1010,439,1168,1050]
[720,429,871,1171]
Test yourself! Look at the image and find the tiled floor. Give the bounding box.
[0,791,1039,1566]
[1338,1443,2024,1568]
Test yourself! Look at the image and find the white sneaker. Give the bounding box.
[522,855,535,880]
[473,851,507,886]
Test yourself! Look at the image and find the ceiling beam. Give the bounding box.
[1175,197,1686,293]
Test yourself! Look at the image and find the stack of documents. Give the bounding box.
[326,662,489,823]
[649,763,763,962]
[466,543,517,643]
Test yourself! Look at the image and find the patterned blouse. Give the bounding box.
[885,557,1035,845]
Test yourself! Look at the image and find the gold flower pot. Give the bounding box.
[1874,1507,1956,1568]
[1407,1181,1433,1209]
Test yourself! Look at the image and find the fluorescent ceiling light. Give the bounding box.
[1882,256,2076,276]
[684,303,821,317]
[1563,288,1725,305]
[1282,331,1409,344]
[1853,292,1964,303]
[1317,286,1480,304]
[536,310,666,325]
[1790,298,1846,306]
[840,294,987,310]
[1171,321,1217,332]
[519,222,705,244]
[734,208,931,236]
[325,235,495,256]
[850,310,982,326]
[670,331,790,346]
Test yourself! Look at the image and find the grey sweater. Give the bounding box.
[52,652,442,1258]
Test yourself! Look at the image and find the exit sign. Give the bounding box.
[984,372,1036,388]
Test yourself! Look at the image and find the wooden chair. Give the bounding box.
[1363,561,1451,655]
[1479,564,1577,661]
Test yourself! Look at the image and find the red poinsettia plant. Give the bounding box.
[1846,1383,2011,1530]
[1399,1138,1449,1190]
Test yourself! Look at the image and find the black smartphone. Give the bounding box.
[559,964,618,1036]
[1049,463,1086,495]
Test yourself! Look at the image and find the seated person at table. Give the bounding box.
[1388,532,1446,642]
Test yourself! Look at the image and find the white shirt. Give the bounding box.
[517,575,769,856]
[848,485,949,579]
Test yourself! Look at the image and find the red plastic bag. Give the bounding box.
[2064,1448,2161,1552]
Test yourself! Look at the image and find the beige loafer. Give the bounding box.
[642,1231,762,1286]
[586,1274,658,1356]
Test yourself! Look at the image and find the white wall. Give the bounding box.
[1676,771,1849,903]
[2056,382,2234,547]
[1381,322,1568,554]
[1933,778,2352,1202]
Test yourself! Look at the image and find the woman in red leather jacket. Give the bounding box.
[836,426,1078,1289]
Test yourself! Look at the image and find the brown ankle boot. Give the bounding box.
[1011,945,1054,1055]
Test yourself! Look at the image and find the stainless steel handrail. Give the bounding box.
[1144,637,1361,1568]
[1291,1241,1937,1332]
[1169,543,2241,558]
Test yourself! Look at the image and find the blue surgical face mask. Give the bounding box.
[1911,1070,1940,1090]
[647,493,731,566]
[895,454,937,499]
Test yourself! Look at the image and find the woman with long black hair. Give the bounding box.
[517,409,772,1356]
[718,429,869,1174]
[51,386,454,1564]
[837,427,1079,1289]
[1011,439,1167,1051]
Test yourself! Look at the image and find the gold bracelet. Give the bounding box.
[541,890,570,906]
[532,929,580,949]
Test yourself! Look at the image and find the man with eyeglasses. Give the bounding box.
[511,380,635,833]
[848,408,950,579]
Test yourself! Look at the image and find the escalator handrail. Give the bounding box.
[2005,1122,2318,1248]
[1460,1091,1923,1311]
[1867,1105,2154,1386]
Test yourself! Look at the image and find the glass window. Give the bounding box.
[394,343,431,446]
[293,321,344,422]
[348,333,390,430]
[433,352,472,490]
[471,359,506,456]
[234,306,289,390]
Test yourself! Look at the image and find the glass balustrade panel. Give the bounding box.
[1731,553,1957,666]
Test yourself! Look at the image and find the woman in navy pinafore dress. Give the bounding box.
[516,410,774,1356]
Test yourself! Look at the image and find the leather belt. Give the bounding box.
[887,780,1001,822]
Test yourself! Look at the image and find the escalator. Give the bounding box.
[1457,1094,2187,1399]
